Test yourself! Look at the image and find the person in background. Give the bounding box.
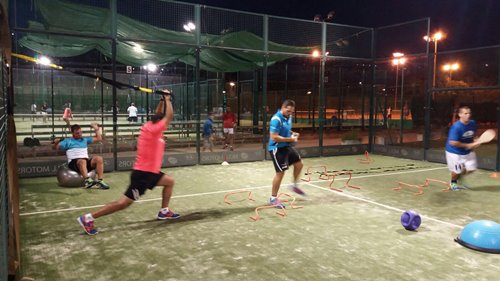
[127,102,138,124]
[222,106,236,151]
[202,112,215,152]
[41,102,48,123]
[31,103,37,121]
[403,102,410,120]
[63,104,73,131]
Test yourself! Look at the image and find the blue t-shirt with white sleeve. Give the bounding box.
[59,137,93,162]
[445,120,476,155]
[267,110,292,151]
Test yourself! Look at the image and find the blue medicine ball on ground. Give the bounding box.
[455,220,500,254]
[401,210,421,231]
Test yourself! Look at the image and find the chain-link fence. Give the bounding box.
[9,0,500,173]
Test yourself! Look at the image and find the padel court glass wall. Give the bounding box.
[9,0,500,178]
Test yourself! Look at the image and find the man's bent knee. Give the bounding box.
[294,161,303,168]
[158,175,174,187]
[275,171,285,177]
[117,197,134,209]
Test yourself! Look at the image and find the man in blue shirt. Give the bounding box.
[268,99,304,208]
[53,123,110,189]
[445,106,480,190]
[202,112,215,152]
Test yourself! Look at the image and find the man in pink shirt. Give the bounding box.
[222,106,236,151]
[77,90,179,235]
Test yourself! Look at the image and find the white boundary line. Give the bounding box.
[19,186,268,216]
[20,166,449,217]
[304,179,464,230]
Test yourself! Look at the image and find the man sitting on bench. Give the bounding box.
[52,123,110,189]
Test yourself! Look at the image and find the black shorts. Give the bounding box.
[68,158,93,174]
[128,116,138,122]
[124,170,165,200]
[269,146,301,172]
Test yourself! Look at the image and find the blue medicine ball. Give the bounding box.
[401,210,421,231]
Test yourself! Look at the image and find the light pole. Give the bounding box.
[143,63,157,121]
[226,81,236,114]
[39,56,54,138]
[423,32,443,89]
[392,52,406,110]
[311,50,320,130]
[183,21,196,32]
[443,62,460,81]
[306,91,312,124]
[399,67,406,144]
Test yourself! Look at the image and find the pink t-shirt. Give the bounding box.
[63,108,72,119]
[133,119,167,173]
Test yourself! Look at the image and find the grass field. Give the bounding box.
[18,155,500,280]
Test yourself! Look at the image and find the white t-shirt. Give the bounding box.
[127,105,138,117]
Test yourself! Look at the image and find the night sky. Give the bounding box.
[180,0,500,50]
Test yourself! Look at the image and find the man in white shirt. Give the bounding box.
[127,102,138,123]
[31,103,37,120]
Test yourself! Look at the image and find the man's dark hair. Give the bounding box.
[458,105,471,114]
[151,113,165,123]
[282,99,295,107]
[70,124,81,133]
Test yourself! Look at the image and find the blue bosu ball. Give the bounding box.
[401,210,421,231]
[455,220,500,254]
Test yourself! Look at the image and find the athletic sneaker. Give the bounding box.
[269,197,286,209]
[84,178,97,189]
[450,182,461,191]
[95,180,110,190]
[289,184,306,196]
[157,209,181,220]
[77,215,98,235]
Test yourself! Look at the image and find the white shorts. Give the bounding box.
[223,128,234,134]
[445,151,477,174]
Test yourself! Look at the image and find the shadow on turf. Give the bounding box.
[396,226,429,235]
[124,206,262,230]
[428,191,478,208]
[464,185,500,192]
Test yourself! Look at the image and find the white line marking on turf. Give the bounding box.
[20,166,448,217]
[19,186,269,216]
[305,182,463,229]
